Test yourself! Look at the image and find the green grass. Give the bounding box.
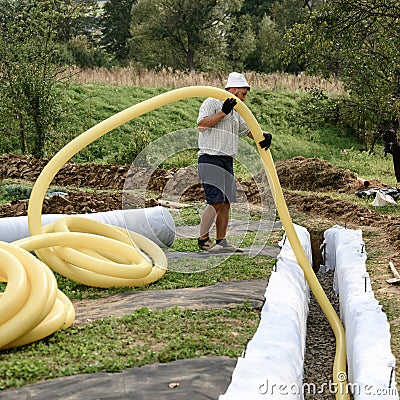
[331,148,397,185]
[38,83,397,185]
[53,84,204,165]
[0,305,259,390]
[169,231,277,252]
[169,204,202,226]
[55,253,276,300]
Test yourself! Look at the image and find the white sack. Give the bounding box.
[371,192,397,207]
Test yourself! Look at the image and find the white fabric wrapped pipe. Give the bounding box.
[219,224,311,400]
[323,225,398,400]
[0,206,175,248]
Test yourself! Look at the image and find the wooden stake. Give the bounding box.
[387,261,400,284]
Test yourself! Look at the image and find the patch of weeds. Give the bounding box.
[147,255,274,290]
[171,204,202,226]
[0,183,69,204]
[0,184,32,202]
[169,232,278,253]
[54,273,112,300]
[230,207,264,221]
[169,238,199,252]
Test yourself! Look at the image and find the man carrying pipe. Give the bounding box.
[196,72,272,252]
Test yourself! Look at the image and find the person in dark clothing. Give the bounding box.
[381,129,400,182]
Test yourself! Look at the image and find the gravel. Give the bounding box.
[303,271,342,400]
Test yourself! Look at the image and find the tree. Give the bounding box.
[240,0,274,26]
[226,14,256,71]
[53,0,108,68]
[243,0,320,72]
[53,0,99,43]
[255,15,283,72]
[129,0,242,72]
[284,0,400,146]
[101,0,136,63]
[0,0,71,158]
[269,0,308,31]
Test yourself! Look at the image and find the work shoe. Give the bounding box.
[198,237,217,251]
[217,238,244,253]
[206,244,224,253]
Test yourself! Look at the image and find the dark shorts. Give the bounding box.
[198,154,237,204]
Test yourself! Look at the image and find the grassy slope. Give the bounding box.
[54,84,396,184]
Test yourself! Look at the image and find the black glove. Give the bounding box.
[222,98,237,115]
[259,132,272,150]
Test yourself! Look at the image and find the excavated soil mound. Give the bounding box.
[0,154,129,191]
[0,153,394,229]
[1,154,382,206]
[274,156,386,193]
[0,192,123,218]
[282,190,383,225]
[1,154,382,195]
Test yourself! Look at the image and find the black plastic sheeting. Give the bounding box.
[72,279,268,325]
[1,357,237,400]
[355,187,400,200]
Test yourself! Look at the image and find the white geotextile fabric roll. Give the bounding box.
[323,226,398,400]
[0,206,175,248]
[219,224,311,400]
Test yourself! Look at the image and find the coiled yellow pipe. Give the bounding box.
[25,217,167,288]
[0,225,166,349]
[1,86,349,400]
[0,241,74,349]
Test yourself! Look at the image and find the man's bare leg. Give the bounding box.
[215,202,230,241]
[199,201,230,240]
[199,203,217,240]
[215,201,243,252]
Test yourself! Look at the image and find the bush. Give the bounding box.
[293,88,342,128]
[0,184,33,201]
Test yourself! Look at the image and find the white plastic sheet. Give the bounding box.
[219,224,311,400]
[371,192,397,207]
[0,206,176,248]
[322,226,398,400]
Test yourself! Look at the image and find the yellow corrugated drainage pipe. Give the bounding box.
[0,241,75,349]
[0,225,167,349]
[1,86,348,398]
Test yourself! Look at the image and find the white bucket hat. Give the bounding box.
[225,72,250,90]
